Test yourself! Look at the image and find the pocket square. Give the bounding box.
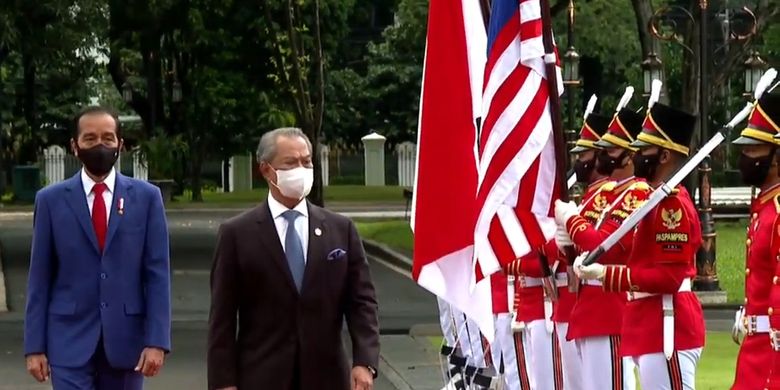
[327,248,347,261]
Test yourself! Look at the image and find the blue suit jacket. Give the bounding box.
[24,172,172,369]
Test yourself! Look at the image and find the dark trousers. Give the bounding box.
[50,339,143,390]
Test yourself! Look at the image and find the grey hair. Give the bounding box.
[256,127,312,163]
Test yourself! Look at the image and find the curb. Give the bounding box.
[378,356,414,390]
[0,240,7,313]
[362,239,413,271]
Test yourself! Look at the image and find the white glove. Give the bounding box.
[577,262,606,280]
[555,224,572,250]
[572,253,587,278]
[554,200,579,225]
[573,252,587,268]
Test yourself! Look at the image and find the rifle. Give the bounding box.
[582,68,779,266]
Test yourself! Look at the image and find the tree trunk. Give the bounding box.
[190,147,204,202]
[22,51,37,163]
[308,125,324,207]
[630,0,655,58]
[631,0,671,101]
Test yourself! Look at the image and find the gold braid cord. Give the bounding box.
[504,259,523,276]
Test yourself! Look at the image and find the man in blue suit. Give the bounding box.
[24,106,172,390]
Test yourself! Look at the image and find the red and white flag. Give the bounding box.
[411,0,495,339]
[474,0,564,277]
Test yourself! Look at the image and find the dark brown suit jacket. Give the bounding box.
[207,201,380,390]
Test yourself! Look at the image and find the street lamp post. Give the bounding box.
[743,50,767,97]
[562,0,580,169]
[641,52,664,97]
[648,2,759,294]
[695,0,719,292]
[122,81,133,103]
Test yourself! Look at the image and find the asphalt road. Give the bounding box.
[0,211,439,389]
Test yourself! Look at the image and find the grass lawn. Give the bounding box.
[717,220,748,304]
[355,219,414,254]
[172,185,408,206]
[428,332,739,389]
[356,219,750,303]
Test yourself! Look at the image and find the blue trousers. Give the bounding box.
[50,339,143,390]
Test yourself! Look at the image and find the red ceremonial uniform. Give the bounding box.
[765,200,780,388]
[733,185,780,389]
[551,176,614,323]
[512,252,549,322]
[564,177,650,340]
[601,186,706,357]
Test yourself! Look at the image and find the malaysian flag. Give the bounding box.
[474,0,564,277]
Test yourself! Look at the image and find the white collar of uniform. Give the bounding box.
[267,191,309,220]
[81,167,116,196]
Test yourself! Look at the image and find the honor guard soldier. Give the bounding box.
[576,101,706,389]
[731,93,780,389]
[554,87,646,390]
[505,246,565,389]
[549,98,613,390]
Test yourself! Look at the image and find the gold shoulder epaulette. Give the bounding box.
[632,181,650,191]
[600,181,617,192]
[774,194,780,213]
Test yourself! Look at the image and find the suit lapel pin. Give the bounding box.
[314,227,322,237]
[118,197,125,215]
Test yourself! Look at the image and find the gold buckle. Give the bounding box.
[744,316,757,336]
[771,329,780,351]
[518,275,527,288]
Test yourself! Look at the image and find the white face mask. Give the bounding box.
[271,166,313,200]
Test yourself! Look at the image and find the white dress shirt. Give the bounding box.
[81,168,116,224]
[267,192,309,263]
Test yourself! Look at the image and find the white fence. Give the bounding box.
[41,137,420,191]
[41,145,148,185]
[396,141,416,187]
[36,141,761,207]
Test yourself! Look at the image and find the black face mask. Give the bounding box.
[739,150,774,187]
[77,144,119,177]
[596,150,626,176]
[573,157,596,183]
[633,151,661,180]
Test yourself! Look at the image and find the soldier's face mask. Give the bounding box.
[739,148,775,187]
[596,149,627,176]
[574,152,597,183]
[633,149,661,180]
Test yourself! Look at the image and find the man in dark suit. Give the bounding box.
[207,127,380,390]
[24,106,172,389]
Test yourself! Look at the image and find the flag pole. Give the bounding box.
[479,0,491,29]
[538,0,574,299]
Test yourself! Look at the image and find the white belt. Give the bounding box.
[582,279,603,287]
[555,272,568,287]
[519,273,568,288]
[626,278,691,360]
[627,278,692,301]
[518,275,544,288]
[743,315,771,334]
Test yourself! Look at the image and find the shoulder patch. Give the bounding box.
[661,208,683,229]
[620,190,644,212]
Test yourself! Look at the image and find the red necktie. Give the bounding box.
[92,183,108,252]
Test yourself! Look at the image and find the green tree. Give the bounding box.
[260,0,355,206]
[0,0,105,165]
